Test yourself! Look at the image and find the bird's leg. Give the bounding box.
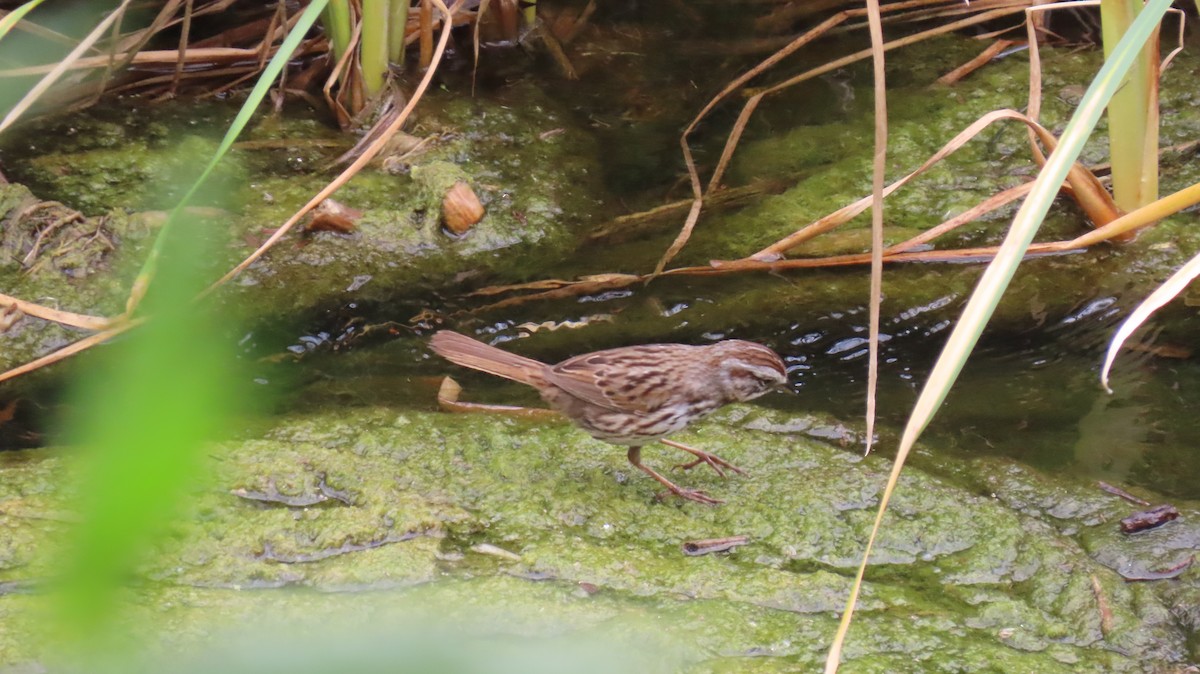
[660,438,746,477]
[627,446,723,505]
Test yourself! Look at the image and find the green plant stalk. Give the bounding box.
[324,0,352,62]
[388,0,410,64]
[0,0,48,39]
[1101,0,1159,211]
[824,1,1173,669]
[362,0,389,95]
[127,0,329,314]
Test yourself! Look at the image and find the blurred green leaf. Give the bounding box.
[54,210,242,651]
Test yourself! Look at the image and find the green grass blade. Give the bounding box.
[0,0,49,40]
[824,1,1174,669]
[128,0,329,312]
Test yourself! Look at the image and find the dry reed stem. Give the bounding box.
[0,47,268,78]
[464,241,1094,314]
[0,320,140,385]
[658,2,1032,273]
[436,376,561,419]
[0,0,135,134]
[0,294,110,331]
[420,0,434,69]
[937,38,1018,85]
[170,0,194,95]
[882,181,1035,254]
[747,108,1106,261]
[586,179,789,245]
[861,0,887,462]
[1022,2,1187,225]
[199,7,299,101]
[563,0,597,45]
[323,20,364,129]
[472,0,491,94]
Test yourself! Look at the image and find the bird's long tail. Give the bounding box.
[429,331,548,386]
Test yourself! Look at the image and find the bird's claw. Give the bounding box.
[674,451,746,478]
[659,487,723,505]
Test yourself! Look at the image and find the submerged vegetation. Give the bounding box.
[0,0,1198,671]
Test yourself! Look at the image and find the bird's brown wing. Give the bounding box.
[546,344,693,414]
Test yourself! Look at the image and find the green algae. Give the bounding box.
[1,405,1195,670]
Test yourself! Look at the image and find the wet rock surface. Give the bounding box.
[1,406,1195,671]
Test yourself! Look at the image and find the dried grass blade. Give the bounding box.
[0,47,268,78]
[825,2,1172,670]
[861,0,887,462]
[1101,252,1200,392]
[751,109,1036,259]
[0,0,135,134]
[884,181,1034,254]
[1062,181,1200,250]
[936,38,1017,85]
[0,320,139,384]
[656,12,848,274]
[0,294,110,331]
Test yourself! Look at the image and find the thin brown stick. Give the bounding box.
[562,0,597,45]
[586,179,790,244]
[0,320,139,384]
[92,2,126,105]
[323,20,363,128]
[170,0,194,95]
[463,240,1089,314]
[0,294,111,331]
[937,38,1018,85]
[884,181,1034,254]
[1090,575,1114,637]
[436,376,561,419]
[655,11,848,274]
[1097,481,1151,506]
[538,25,579,80]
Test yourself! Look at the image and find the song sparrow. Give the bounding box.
[429,330,788,504]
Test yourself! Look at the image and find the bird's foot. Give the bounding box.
[658,485,724,505]
[661,439,746,477]
[630,445,724,506]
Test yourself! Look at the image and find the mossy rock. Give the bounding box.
[1,406,1195,670]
